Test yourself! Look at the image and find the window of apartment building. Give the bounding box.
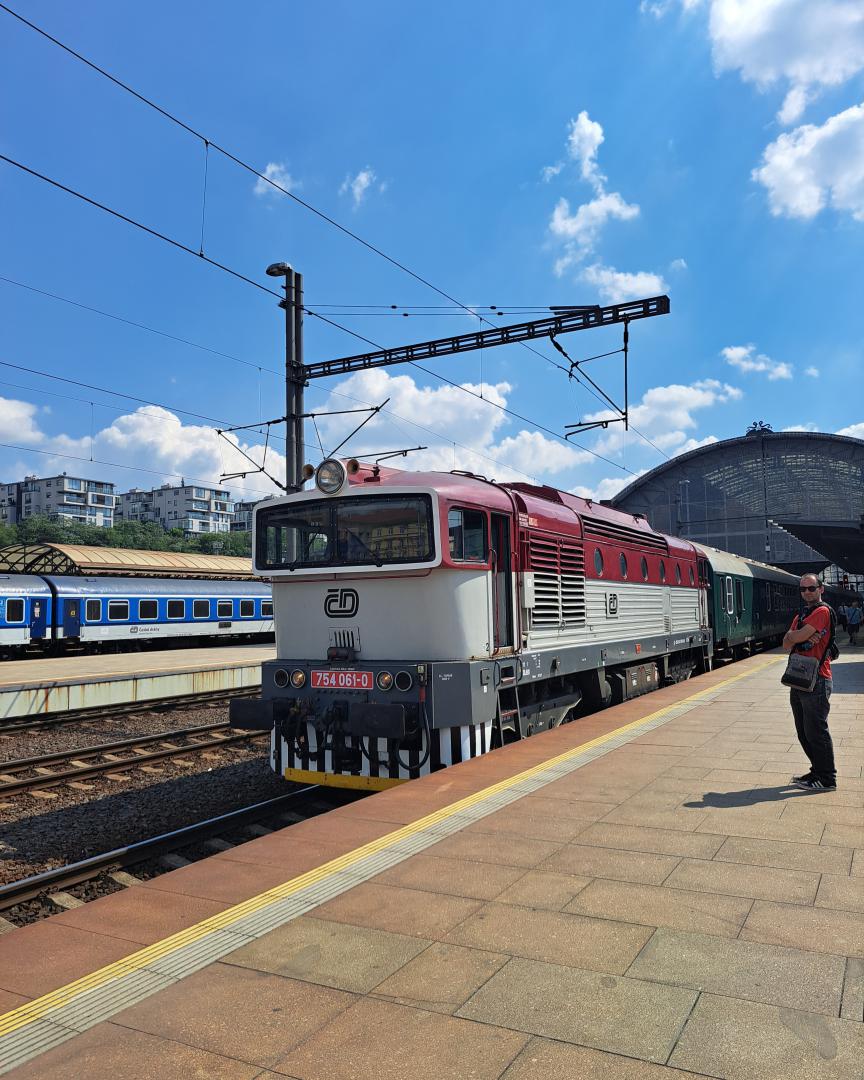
[239,600,254,618]
[193,599,210,619]
[262,601,273,617]
[85,599,101,622]
[108,600,129,621]
[5,599,24,623]
[167,600,185,619]
[217,600,233,619]
[139,600,158,620]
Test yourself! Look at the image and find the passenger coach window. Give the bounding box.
[735,579,745,612]
[5,599,24,622]
[217,600,233,619]
[107,600,129,621]
[261,601,273,617]
[167,600,185,619]
[139,600,158,621]
[85,599,101,622]
[448,509,487,561]
[239,600,254,617]
[193,600,210,619]
[725,576,734,613]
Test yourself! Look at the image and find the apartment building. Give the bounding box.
[230,497,275,532]
[115,482,234,534]
[0,474,116,527]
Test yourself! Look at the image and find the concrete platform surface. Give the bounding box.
[1,649,862,1079]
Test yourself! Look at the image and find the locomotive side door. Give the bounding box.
[491,513,514,651]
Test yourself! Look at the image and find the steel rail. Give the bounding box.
[0,729,267,796]
[0,788,321,911]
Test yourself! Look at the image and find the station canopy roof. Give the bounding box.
[0,544,256,579]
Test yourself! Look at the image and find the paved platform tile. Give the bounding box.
[372,852,526,901]
[5,1022,262,1080]
[815,874,864,913]
[541,843,680,885]
[493,869,592,911]
[695,811,824,843]
[111,962,355,1069]
[445,901,653,974]
[274,996,529,1080]
[840,958,864,1022]
[425,830,563,868]
[669,993,864,1079]
[457,956,698,1065]
[311,881,482,939]
[222,915,429,994]
[501,1037,715,1079]
[627,927,845,1015]
[664,857,820,903]
[742,900,864,957]
[714,835,853,875]
[460,808,595,843]
[567,879,752,938]
[572,821,726,859]
[370,942,509,1015]
[821,823,864,849]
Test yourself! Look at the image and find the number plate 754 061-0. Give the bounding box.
[310,670,373,690]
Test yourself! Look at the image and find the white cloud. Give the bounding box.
[566,111,606,189]
[671,434,720,455]
[253,162,299,198]
[549,193,640,273]
[583,379,742,457]
[580,264,668,303]
[722,344,793,380]
[541,162,564,182]
[669,257,688,272]
[805,366,820,377]
[339,167,379,208]
[835,420,864,439]
[782,422,819,431]
[571,472,641,501]
[0,396,46,445]
[752,103,864,220]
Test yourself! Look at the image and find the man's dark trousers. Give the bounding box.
[790,677,835,782]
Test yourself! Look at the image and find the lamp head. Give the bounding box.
[266,262,292,277]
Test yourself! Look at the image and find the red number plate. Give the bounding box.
[311,670,373,690]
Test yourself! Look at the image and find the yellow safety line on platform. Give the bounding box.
[0,655,783,1038]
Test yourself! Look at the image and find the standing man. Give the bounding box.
[783,574,836,792]
[848,600,862,646]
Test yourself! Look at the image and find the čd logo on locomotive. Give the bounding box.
[324,588,360,619]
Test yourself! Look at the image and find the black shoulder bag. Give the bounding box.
[781,603,836,693]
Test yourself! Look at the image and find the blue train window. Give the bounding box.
[594,548,604,575]
[108,600,129,621]
[86,599,101,622]
[167,600,185,619]
[139,600,158,620]
[262,601,273,617]
[240,600,254,617]
[217,600,233,619]
[6,598,24,622]
[193,599,210,619]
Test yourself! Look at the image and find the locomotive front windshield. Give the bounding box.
[256,494,435,570]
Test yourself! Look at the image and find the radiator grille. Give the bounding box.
[529,536,586,628]
[328,628,357,650]
[581,515,669,553]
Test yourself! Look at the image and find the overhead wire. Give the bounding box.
[0,4,661,470]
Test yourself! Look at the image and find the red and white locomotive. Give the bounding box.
[232,457,713,789]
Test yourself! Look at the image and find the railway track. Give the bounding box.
[0,720,267,797]
[0,687,259,734]
[0,788,325,914]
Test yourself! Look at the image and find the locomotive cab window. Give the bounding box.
[257,494,434,570]
[167,600,185,619]
[239,599,254,617]
[5,599,24,623]
[138,600,158,621]
[193,600,210,619]
[107,600,129,621]
[448,508,487,561]
[217,600,233,619]
[85,599,101,622]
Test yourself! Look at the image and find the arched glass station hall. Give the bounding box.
[610,431,864,576]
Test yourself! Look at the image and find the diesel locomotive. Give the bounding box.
[232,458,804,790]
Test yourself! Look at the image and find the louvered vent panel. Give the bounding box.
[529,536,585,628]
[560,542,586,626]
[581,515,669,553]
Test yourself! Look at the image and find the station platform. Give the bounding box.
[0,649,862,1078]
[0,645,275,719]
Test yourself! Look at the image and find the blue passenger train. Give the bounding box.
[0,574,273,657]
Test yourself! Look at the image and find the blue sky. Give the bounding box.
[1,0,863,504]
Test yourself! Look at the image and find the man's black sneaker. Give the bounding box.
[791,772,814,784]
[793,777,837,792]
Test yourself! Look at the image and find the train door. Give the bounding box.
[29,598,47,640]
[697,558,710,628]
[63,599,81,639]
[491,513,514,651]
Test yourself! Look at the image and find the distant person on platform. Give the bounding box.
[848,601,862,646]
[837,602,849,633]
[782,574,836,792]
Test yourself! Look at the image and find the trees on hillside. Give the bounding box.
[2,516,252,556]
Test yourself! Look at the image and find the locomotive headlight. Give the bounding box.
[376,670,394,691]
[315,459,346,494]
[290,669,306,688]
[274,668,289,687]
[394,670,413,692]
